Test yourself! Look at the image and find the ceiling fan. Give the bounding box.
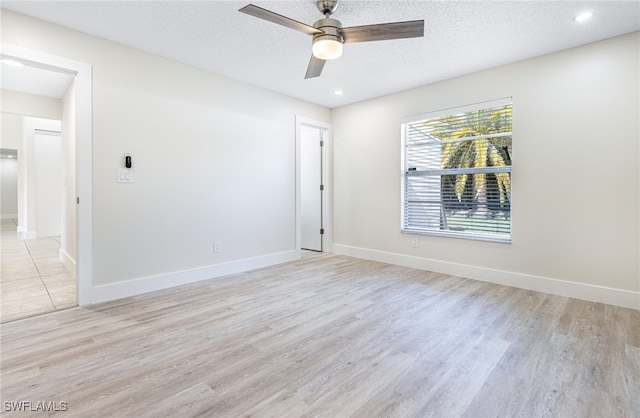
[239,0,424,79]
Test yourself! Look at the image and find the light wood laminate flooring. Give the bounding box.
[1,218,76,322]
[1,252,638,417]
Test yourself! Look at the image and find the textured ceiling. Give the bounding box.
[1,1,639,108]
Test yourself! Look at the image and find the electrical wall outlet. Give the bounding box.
[411,237,419,248]
[213,241,221,253]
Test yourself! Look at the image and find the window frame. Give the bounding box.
[401,98,513,243]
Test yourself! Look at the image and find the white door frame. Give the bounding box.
[295,116,332,255]
[2,44,93,306]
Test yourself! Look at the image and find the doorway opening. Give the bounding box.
[1,43,93,319]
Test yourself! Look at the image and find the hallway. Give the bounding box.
[0,218,76,322]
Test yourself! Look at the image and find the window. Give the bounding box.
[401,98,512,242]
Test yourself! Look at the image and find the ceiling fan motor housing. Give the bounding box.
[313,17,343,42]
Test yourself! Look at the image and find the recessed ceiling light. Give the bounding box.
[574,11,594,22]
[1,59,25,67]
[333,89,343,96]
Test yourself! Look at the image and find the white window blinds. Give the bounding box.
[401,98,512,242]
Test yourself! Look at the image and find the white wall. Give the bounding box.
[332,32,639,308]
[0,89,61,120]
[1,113,23,149]
[2,10,331,299]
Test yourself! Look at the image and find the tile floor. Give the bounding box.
[1,218,76,322]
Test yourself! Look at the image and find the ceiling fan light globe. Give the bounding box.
[312,38,343,60]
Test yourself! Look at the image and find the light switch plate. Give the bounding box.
[117,168,133,183]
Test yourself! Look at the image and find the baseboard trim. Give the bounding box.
[89,250,299,305]
[333,244,640,310]
[20,230,37,239]
[59,248,76,273]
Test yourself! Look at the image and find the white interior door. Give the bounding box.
[33,131,62,238]
[301,126,323,251]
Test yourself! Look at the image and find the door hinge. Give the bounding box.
[320,140,324,147]
[320,184,324,191]
[76,197,80,204]
[320,228,325,235]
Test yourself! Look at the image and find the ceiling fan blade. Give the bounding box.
[239,4,323,36]
[305,55,326,79]
[342,20,424,44]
